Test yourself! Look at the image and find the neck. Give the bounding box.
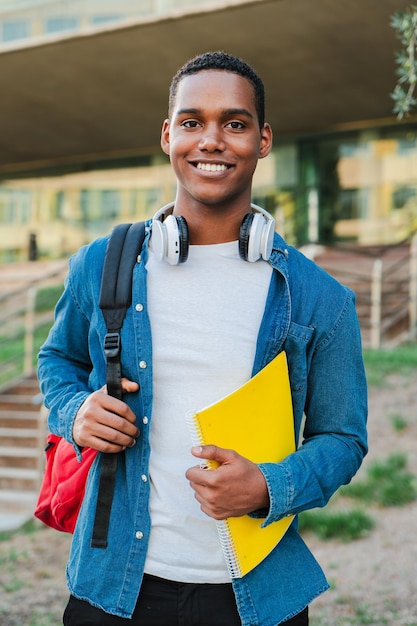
[172,199,251,245]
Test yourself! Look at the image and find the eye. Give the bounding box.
[182,120,200,128]
[226,121,246,130]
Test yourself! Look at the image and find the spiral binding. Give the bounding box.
[216,518,241,578]
[186,410,243,578]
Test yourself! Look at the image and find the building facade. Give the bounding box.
[1,0,416,261]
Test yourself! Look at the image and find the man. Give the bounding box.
[38,51,368,625]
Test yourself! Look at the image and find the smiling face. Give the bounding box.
[161,70,272,230]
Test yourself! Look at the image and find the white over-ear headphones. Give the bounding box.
[151,202,275,265]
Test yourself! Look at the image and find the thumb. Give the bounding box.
[191,445,233,467]
[121,378,139,393]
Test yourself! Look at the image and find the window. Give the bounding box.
[392,186,417,210]
[101,190,121,219]
[339,189,369,220]
[1,19,30,43]
[0,189,31,222]
[45,17,79,34]
[91,15,122,26]
[397,138,417,155]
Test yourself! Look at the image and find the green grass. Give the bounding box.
[363,343,417,386]
[389,412,408,431]
[35,284,63,312]
[0,544,30,594]
[27,613,60,626]
[300,452,417,542]
[299,508,374,541]
[311,603,391,625]
[341,453,417,507]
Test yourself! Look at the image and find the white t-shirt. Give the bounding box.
[144,239,272,583]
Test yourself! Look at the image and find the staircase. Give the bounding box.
[0,376,44,531]
[311,240,416,348]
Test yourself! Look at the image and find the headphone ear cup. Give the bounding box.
[239,212,274,262]
[161,214,189,265]
[239,213,254,261]
[175,215,189,264]
[151,219,167,262]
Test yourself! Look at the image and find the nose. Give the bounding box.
[198,124,225,152]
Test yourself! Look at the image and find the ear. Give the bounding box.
[259,123,273,159]
[161,119,171,155]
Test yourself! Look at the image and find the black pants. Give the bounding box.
[63,574,308,625]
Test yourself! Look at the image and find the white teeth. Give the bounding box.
[197,163,228,172]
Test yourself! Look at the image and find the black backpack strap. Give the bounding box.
[91,221,146,549]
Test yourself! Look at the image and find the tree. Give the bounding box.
[391,5,417,118]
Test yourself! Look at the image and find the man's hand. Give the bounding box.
[72,378,140,452]
[185,445,270,520]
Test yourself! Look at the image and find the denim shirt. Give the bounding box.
[38,225,368,626]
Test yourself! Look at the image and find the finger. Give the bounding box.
[100,393,139,428]
[101,379,139,396]
[74,408,138,452]
[98,409,139,439]
[185,464,213,484]
[121,378,140,393]
[89,419,137,450]
[191,445,235,465]
[74,392,139,444]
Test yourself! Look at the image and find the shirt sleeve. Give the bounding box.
[37,240,106,446]
[258,292,368,525]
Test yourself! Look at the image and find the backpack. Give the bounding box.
[34,221,146,548]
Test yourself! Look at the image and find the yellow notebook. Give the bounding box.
[187,351,295,579]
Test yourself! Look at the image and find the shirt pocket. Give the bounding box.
[283,322,314,394]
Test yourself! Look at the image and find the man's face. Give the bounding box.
[161,70,272,215]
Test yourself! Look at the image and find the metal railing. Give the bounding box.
[1,234,416,395]
[312,234,417,349]
[0,263,67,392]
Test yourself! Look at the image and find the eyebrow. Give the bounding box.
[175,107,255,120]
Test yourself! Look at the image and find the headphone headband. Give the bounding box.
[153,202,274,223]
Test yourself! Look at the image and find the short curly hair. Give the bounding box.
[169,51,265,129]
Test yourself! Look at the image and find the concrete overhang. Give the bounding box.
[0,0,413,178]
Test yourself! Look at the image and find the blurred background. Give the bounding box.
[1,0,417,258]
[0,3,417,624]
[0,2,415,437]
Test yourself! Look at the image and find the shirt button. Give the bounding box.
[137,254,141,263]
[135,303,144,312]
[141,474,147,482]
[135,531,144,540]
[139,361,147,369]
[142,416,148,425]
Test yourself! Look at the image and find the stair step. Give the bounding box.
[0,396,42,411]
[0,467,38,479]
[0,489,38,514]
[0,410,41,420]
[0,376,46,526]
[0,456,39,469]
[0,466,39,490]
[0,436,40,447]
[7,379,40,393]
[0,489,37,503]
[0,489,38,503]
[0,393,41,402]
[0,428,39,437]
[0,446,39,458]
[0,411,42,429]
